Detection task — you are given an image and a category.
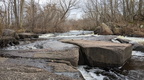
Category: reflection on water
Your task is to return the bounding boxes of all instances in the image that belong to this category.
[78,51,144,80]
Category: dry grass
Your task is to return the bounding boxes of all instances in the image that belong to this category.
[16,28,26,33]
[32,25,72,34]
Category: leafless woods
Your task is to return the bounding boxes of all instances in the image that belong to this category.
[0,0,144,33]
[80,0,144,30]
[0,0,78,33]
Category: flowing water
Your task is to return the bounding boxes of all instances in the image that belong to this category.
[78,51,144,80]
[76,35,144,80]
[2,30,144,80]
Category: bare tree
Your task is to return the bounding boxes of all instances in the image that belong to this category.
[20,0,25,29]
[138,0,143,15]
[30,0,35,32]
[52,0,78,32]
[1,0,143,33]
[13,0,19,28]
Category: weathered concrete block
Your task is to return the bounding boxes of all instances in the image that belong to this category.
[1,41,79,67]
[61,39,132,68]
[0,40,83,79]
[34,47,79,67]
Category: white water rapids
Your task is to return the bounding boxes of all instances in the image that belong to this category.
[78,51,144,80]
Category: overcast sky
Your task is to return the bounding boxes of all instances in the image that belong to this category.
[0,0,85,19]
[38,0,85,19]
[69,0,85,19]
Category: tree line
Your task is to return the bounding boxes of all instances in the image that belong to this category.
[0,0,77,33]
[0,0,144,34]
[78,0,144,30]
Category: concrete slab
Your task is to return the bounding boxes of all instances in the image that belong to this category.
[61,39,132,67]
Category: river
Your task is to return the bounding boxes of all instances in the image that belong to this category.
[78,51,144,80]
[2,30,144,80]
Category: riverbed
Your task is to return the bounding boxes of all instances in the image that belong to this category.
[1,30,144,80]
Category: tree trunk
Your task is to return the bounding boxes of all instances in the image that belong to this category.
[138,0,143,15]
[20,0,25,29]
[13,0,19,28]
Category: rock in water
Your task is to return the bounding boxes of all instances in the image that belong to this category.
[0,37,19,48]
[94,23,113,35]
[2,29,19,39]
[0,29,19,47]
[61,39,132,68]
[101,23,113,35]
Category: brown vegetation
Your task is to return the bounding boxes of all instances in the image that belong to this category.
[64,0,144,36]
[0,0,144,36]
[0,0,78,34]
[78,0,144,31]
